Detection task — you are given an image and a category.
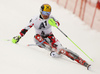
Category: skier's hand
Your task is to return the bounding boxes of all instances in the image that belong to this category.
[12,36,21,44]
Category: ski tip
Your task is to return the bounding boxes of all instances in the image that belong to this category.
[4,39,11,41]
[87,65,91,70]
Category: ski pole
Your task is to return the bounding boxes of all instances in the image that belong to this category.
[27,40,45,46]
[48,18,94,62]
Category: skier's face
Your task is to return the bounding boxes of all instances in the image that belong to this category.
[41,14,49,19]
[41,11,51,19]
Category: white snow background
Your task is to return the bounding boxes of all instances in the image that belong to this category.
[0,0,100,74]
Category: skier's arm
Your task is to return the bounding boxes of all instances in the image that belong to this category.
[19,22,34,37]
[12,19,34,44]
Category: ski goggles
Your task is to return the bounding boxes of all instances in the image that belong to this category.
[42,11,51,15]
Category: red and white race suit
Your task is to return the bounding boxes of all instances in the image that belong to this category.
[18,15,90,67]
[19,15,63,51]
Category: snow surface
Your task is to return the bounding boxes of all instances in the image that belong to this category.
[0,0,100,74]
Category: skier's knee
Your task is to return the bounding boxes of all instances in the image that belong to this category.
[34,34,45,48]
[34,34,44,42]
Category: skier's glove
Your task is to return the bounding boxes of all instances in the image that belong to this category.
[12,36,21,44]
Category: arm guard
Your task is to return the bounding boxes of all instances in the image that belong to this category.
[20,29,28,37]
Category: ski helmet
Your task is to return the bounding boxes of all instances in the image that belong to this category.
[40,4,51,14]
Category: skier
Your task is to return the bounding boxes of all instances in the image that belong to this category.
[12,4,91,69]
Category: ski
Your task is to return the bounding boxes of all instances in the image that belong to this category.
[4,39,91,70]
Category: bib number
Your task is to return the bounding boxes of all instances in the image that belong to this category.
[39,21,47,29]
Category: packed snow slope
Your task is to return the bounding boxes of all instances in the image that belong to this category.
[0,0,100,74]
